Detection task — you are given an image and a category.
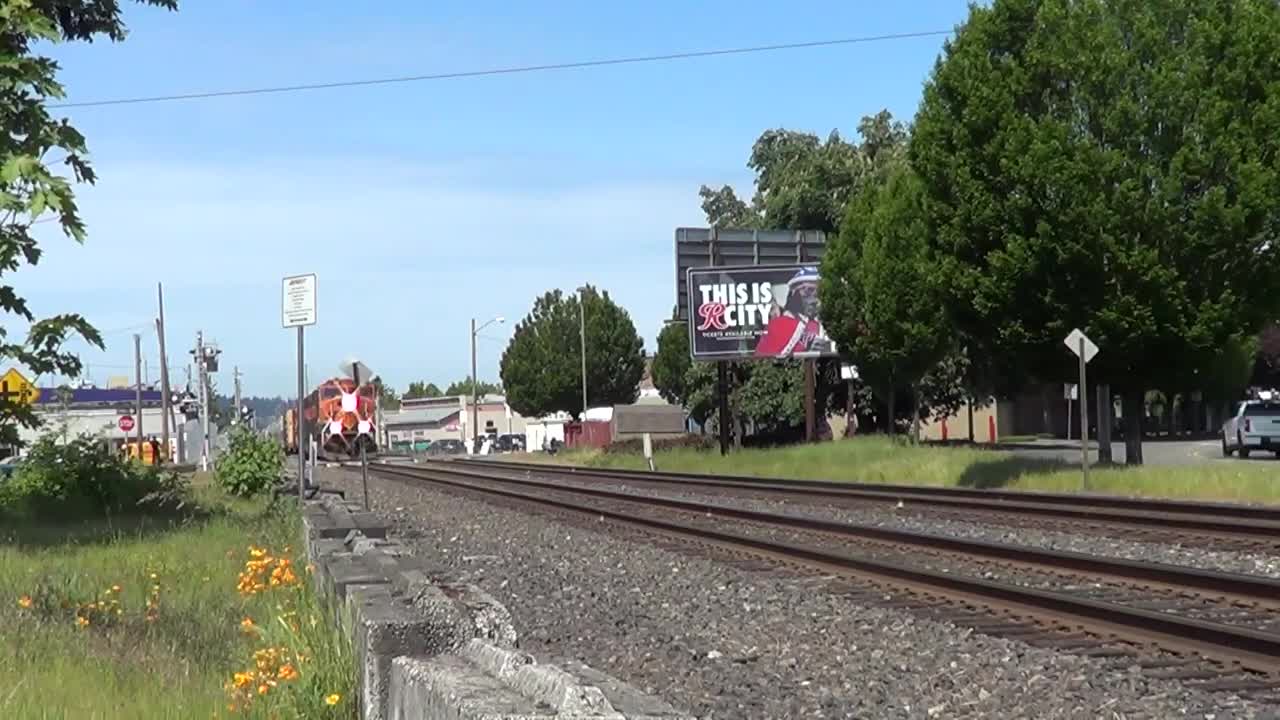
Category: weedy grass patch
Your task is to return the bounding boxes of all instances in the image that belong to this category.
[537,436,1280,504]
[0,483,355,719]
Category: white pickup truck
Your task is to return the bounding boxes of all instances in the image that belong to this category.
[1221,399,1280,458]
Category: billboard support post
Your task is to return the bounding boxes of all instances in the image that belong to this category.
[717,361,730,456]
[804,358,816,443]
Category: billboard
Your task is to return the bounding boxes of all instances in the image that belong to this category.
[687,264,838,360]
[674,227,826,322]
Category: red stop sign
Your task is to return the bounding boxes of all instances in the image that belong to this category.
[118,415,135,432]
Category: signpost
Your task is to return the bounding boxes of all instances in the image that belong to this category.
[118,415,135,433]
[283,274,317,499]
[1064,328,1100,489]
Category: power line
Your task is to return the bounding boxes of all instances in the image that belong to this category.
[51,31,952,109]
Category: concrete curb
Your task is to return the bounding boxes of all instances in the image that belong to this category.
[302,492,693,720]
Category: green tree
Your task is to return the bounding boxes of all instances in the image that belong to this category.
[501,286,644,419]
[0,1,177,447]
[372,376,400,411]
[822,164,949,437]
[912,0,1280,463]
[696,185,759,228]
[404,381,442,399]
[650,321,691,405]
[444,377,501,397]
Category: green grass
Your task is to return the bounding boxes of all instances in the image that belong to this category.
[538,436,1280,504]
[0,479,356,719]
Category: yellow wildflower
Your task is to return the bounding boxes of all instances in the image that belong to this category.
[324,694,341,706]
[248,547,267,559]
[17,595,32,609]
[110,585,121,593]
[75,616,89,628]
[257,684,269,696]
[149,572,158,580]
[232,671,254,689]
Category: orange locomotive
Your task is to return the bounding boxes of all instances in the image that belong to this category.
[283,378,377,461]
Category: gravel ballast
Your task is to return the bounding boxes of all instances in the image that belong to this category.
[488,467,1280,580]
[329,466,1275,719]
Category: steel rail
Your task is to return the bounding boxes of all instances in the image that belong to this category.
[408,461,1280,603]
[373,463,1280,674]
[459,458,1280,539]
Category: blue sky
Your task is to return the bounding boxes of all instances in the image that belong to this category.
[20,0,973,397]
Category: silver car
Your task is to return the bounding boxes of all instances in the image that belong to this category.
[1222,398,1280,458]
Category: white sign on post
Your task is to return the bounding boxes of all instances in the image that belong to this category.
[282,274,317,328]
[1063,328,1100,490]
[1064,328,1098,363]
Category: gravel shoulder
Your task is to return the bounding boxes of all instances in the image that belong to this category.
[328,466,1274,719]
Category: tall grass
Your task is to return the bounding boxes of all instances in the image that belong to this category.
[544,436,1280,504]
[0,484,355,719]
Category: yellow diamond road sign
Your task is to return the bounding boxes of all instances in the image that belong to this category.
[1,368,37,407]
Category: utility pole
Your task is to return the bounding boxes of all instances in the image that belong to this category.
[577,286,589,421]
[134,333,144,456]
[470,317,478,451]
[157,283,171,463]
[233,366,242,424]
[196,331,209,472]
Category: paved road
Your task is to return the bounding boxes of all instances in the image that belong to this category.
[1001,438,1279,467]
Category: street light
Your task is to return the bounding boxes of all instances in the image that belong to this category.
[577,286,589,421]
[470,315,504,451]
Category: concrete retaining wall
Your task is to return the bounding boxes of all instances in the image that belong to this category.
[302,493,693,720]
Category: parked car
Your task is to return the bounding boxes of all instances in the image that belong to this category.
[1222,399,1280,458]
[495,434,526,453]
[428,439,466,456]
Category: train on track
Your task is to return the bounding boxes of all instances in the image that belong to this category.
[282,377,377,461]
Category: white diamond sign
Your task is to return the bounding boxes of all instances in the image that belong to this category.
[1064,328,1099,364]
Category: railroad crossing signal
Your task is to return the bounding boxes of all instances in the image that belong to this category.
[0,368,37,407]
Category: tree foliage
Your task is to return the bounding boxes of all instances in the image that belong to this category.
[444,377,501,398]
[501,286,644,419]
[0,0,176,447]
[404,381,442,400]
[822,163,950,434]
[650,322,690,406]
[912,0,1280,461]
[371,377,400,411]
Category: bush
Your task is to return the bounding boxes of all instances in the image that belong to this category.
[0,434,184,519]
[601,434,715,455]
[216,427,283,498]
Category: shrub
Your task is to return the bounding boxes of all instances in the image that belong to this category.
[0,434,184,519]
[601,434,715,455]
[216,427,283,498]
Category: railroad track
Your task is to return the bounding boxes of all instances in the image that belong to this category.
[366,460,1280,696]
[459,458,1280,550]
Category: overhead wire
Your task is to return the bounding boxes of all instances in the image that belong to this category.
[50,31,953,109]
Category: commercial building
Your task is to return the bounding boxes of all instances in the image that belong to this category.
[382,394,527,450]
[16,386,182,457]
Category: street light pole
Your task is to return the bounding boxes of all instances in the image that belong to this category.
[469,315,505,452]
[577,286,588,420]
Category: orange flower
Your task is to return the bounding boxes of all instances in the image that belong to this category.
[277,663,299,681]
[75,616,89,628]
[17,595,32,609]
[240,617,257,634]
